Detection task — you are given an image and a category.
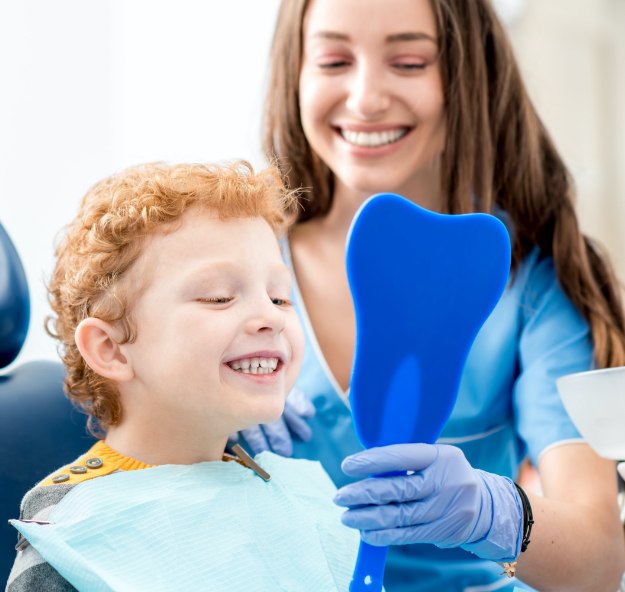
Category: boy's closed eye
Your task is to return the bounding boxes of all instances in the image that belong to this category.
[196,296,233,304]
[271,297,292,307]
[194,296,292,306]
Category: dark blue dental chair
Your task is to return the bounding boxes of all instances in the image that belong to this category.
[0,222,94,583]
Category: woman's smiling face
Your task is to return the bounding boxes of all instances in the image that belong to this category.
[299,0,446,206]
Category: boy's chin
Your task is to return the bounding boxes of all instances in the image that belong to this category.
[253,408,286,427]
[238,401,286,430]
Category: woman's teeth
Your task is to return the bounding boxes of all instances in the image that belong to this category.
[228,357,279,374]
[341,128,408,147]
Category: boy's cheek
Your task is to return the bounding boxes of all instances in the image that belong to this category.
[288,322,306,385]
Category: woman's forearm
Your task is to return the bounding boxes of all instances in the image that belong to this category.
[516,494,624,591]
[516,448,625,591]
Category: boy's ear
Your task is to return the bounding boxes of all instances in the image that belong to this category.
[75,318,134,382]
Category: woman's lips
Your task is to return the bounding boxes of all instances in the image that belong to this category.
[338,126,411,148]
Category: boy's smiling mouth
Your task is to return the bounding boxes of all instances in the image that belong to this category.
[227,357,280,375]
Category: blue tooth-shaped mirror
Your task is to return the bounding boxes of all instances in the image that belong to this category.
[345,193,511,592]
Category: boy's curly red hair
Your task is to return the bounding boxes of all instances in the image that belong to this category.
[47,161,295,435]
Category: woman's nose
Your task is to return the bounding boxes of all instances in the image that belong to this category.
[345,63,391,119]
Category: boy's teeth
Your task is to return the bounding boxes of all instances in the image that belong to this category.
[341,128,407,147]
[228,357,279,374]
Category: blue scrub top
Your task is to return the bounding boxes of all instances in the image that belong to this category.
[282,240,591,592]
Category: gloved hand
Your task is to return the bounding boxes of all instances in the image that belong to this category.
[333,443,523,562]
[229,388,315,456]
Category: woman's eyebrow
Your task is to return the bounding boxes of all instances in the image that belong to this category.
[386,32,437,44]
[308,30,436,44]
[310,30,350,41]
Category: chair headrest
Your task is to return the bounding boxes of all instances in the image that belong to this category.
[0,223,30,369]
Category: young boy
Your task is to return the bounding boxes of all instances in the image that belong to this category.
[7,161,359,591]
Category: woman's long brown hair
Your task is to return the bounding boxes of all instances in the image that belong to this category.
[263,0,625,368]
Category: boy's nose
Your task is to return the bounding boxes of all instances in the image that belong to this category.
[245,299,285,334]
[345,65,391,119]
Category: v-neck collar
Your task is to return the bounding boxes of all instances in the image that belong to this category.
[282,238,350,408]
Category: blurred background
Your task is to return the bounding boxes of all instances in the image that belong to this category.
[1,0,624,367]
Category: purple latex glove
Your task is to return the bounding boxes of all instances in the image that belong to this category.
[334,443,523,562]
[229,388,315,457]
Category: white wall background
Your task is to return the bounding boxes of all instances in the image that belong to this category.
[1,1,281,366]
[2,0,624,369]
[509,0,625,275]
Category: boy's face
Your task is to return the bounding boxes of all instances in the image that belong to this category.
[120,209,304,438]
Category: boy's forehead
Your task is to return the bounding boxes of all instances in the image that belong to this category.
[141,210,271,248]
[159,208,274,237]
[132,212,283,278]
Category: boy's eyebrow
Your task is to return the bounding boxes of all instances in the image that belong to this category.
[183,261,238,277]
[309,31,436,44]
[179,261,241,288]
[182,261,292,285]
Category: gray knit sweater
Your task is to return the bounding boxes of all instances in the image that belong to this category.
[6,484,77,592]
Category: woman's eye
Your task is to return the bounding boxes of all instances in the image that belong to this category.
[393,62,427,71]
[317,60,351,70]
[197,297,232,304]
